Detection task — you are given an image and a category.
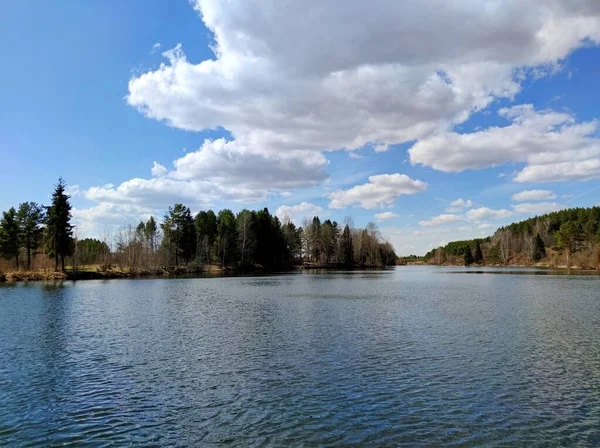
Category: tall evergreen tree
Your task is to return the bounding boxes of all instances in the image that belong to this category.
[473,241,483,264]
[162,204,195,266]
[0,207,20,268]
[17,202,44,269]
[340,224,353,266]
[45,178,73,271]
[463,246,474,266]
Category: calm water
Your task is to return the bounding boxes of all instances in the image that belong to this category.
[1,267,600,446]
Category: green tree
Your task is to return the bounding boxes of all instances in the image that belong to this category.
[45,178,73,271]
[161,204,195,266]
[282,221,302,262]
[195,210,218,264]
[216,209,238,267]
[77,238,109,267]
[555,221,584,267]
[473,241,483,264]
[17,202,44,269]
[339,224,353,266]
[0,207,20,268]
[144,216,158,253]
[463,246,474,266]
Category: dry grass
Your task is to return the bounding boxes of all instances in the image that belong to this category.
[5,270,67,282]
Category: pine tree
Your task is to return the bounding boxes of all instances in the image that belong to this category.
[144,216,158,253]
[161,204,195,266]
[45,178,73,271]
[555,222,584,267]
[17,202,44,270]
[463,246,474,266]
[473,241,483,264]
[0,207,20,268]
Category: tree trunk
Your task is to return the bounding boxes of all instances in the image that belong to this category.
[61,253,65,272]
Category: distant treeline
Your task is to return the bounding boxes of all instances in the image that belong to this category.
[0,178,396,274]
[425,206,600,269]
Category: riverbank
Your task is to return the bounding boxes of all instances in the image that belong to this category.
[0,262,397,283]
[422,261,599,271]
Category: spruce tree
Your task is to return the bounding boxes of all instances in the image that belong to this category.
[340,224,353,266]
[17,202,44,270]
[45,178,74,271]
[473,241,483,264]
[0,207,20,268]
[463,246,474,266]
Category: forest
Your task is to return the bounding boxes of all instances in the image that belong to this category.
[424,206,600,269]
[0,179,397,279]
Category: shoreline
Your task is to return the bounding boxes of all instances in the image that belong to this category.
[0,263,395,284]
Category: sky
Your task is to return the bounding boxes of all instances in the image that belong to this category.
[2,0,600,256]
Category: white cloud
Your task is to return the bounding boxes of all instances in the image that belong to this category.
[466,207,514,221]
[374,143,389,153]
[478,223,495,230]
[150,42,161,54]
[275,202,324,225]
[151,161,168,177]
[66,184,80,196]
[409,104,600,182]
[127,0,600,188]
[329,173,427,209]
[512,202,565,215]
[375,212,398,221]
[419,213,464,227]
[511,189,556,201]
[348,152,363,159]
[445,198,473,212]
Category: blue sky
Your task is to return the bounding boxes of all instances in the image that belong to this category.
[2,0,600,255]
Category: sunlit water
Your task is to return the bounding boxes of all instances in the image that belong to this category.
[1,267,600,446]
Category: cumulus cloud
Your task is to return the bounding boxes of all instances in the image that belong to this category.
[127,0,600,181]
[275,202,324,225]
[445,198,473,212]
[329,174,427,209]
[151,161,168,177]
[511,189,556,201]
[419,214,464,227]
[466,207,514,221]
[375,212,398,221]
[77,137,329,229]
[512,202,565,215]
[409,104,600,182]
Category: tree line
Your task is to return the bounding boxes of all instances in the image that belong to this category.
[0,178,397,273]
[0,178,73,271]
[425,206,600,269]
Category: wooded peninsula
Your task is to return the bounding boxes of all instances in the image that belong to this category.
[0,178,397,281]
[423,206,600,270]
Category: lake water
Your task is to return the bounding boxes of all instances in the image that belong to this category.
[1,266,600,446]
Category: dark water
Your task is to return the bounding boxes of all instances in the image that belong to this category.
[1,267,600,446]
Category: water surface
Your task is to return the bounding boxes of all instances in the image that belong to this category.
[1,267,600,446]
